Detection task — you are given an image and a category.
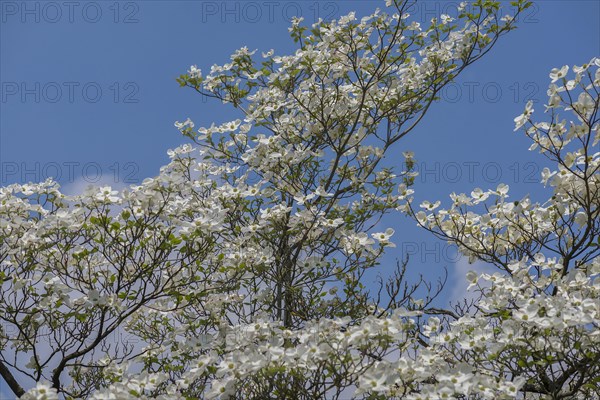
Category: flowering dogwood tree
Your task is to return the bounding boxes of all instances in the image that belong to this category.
[6,1,598,399]
[399,58,600,398]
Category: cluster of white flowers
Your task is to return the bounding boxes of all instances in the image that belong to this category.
[21,382,58,400]
[396,58,600,398]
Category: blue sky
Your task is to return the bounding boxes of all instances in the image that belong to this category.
[1,0,599,396]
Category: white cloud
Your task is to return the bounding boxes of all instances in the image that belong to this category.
[449,255,496,306]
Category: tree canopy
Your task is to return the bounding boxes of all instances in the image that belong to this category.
[2,1,599,399]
